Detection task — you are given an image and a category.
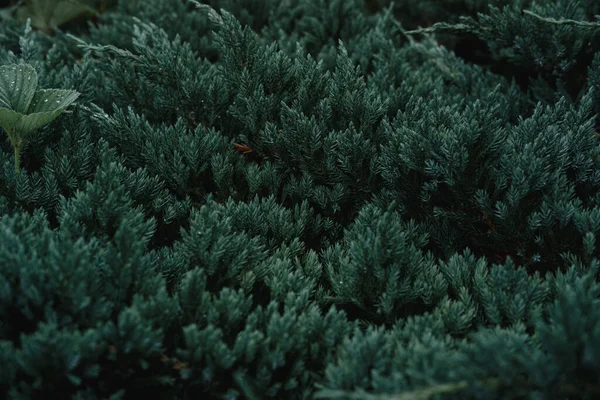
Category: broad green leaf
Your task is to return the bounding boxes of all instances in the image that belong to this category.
[26,89,80,114]
[0,62,79,172]
[17,90,79,135]
[0,88,79,144]
[15,110,68,138]
[0,64,38,113]
[0,107,25,146]
[16,0,98,30]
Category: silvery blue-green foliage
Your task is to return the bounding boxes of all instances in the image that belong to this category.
[321,320,468,398]
[89,0,216,54]
[323,202,550,328]
[0,0,600,399]
[78,6,389,243]
[202,0,274,31]
[320,267,600,400]
[176,269,354,399]
[377,80,600,271]
[263,0,372,63]
[0,204,180,398]
[407,0,600,107]
[588,52,600,126]
[380,0,524,29]
[155,192,333,303]
[368,31,530,123]
[323,202,442,324]
[74,18,221,126]
[56,141,191,246]
[88,105,230,199]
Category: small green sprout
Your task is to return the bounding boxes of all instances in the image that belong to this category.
[0,63,79,172]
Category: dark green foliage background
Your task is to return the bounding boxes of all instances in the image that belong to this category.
[0,0,600,399]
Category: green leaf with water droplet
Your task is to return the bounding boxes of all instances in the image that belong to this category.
[27,89,80,114]
[0,63,80,172]
[0,63,38,113]
[0,88,79,138]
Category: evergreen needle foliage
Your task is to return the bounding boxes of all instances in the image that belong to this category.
[0,0,599,399]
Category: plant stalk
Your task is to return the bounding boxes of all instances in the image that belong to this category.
[14,145,20,173]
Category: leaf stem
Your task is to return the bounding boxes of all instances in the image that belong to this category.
[14,145,20,173]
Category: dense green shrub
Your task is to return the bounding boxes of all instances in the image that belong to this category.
[1,0,599,398]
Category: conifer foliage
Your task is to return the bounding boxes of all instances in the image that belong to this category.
[0,0,599,399]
